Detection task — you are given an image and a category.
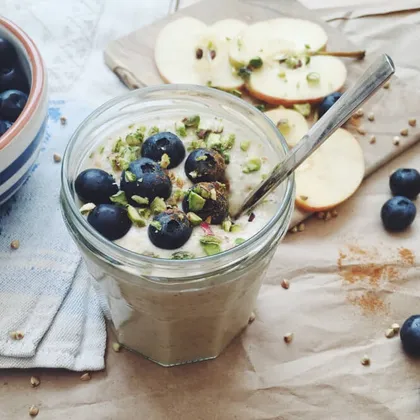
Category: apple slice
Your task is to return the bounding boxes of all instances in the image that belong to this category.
[294,128,364,212]
[229,18,327,68]
[264,108,309,147]
[155,18,246,90]
[247,55,347,105]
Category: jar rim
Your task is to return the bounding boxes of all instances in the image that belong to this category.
[61,84,294,274]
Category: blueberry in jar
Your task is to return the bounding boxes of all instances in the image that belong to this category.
[75,168,119,204]
[87,204,132,240]
[120,157,172,204]
[141,132,185,169]
[0,37,18,68]
[0,67,29,94]
[318,92,342,118]
[0,119,12,137]
[389,168,420,199]
[185,148,226,183]
[0,90,28,121]
[148,208,192,249]
[400,315,420,357]
[182,182,228,224]
[381,196,416,231]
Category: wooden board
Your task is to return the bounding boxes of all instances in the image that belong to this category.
[104,0,420,226]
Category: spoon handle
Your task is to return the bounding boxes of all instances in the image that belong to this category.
[233,54,395,219]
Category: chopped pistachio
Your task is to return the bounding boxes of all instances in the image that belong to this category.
[206,80,212,87]
[124,171,136,182]
[160,153,170,169]
[131,195,149,206]
[210,188,217,201]
[112,342,121,352]
[278,71,286,78]
[125,129,144,146]
[242,157,262,173]
[249,56,263,69]
[150,221,162,231]
[148,126,159,136]
[150,197,166,214]
[207,132,223,150]
[188,191,206,211]
[235,238,246,245]
[183,115,200,129]
[98,145,105,154]
[240,140,251,152]
[175,121,187,137]
[188,139,206,151]
[112,137,125,153]
[138,125,146,133]
[222,218,232,232]
[306,72,320,84]
[110,191,128,206]
[189,170,198,179]
[304,44,311,49]
[138,208,152,219]
[261,173,268,180]
[255,104,266,112]
[285,56,301,69]
[196,155,208,161]
[304,55,311,65]
[127,206,146,227]
[167,189,185,205]
[80,202,96,215]
[187,212,203,225]
[277,119,290,136]
[223,133,235,150]
[200,235,222,255]
[171,251,195,260]
[88,152,94,159]
[293,103,311,117]
[193,184,211,198]
[222,151,230,164]
[230,224,241,233]
[237,66,252,81]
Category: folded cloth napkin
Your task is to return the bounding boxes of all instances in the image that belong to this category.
[0,99,106,371]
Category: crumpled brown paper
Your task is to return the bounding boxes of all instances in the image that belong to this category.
[2,1,420,419]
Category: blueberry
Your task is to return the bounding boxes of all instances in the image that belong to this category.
[120,157,172,204]
[0,38,17,68]
[185,148,226,183]
[148,208,192,249]
[75,168,119,204]
[381,196,416,231]
[87,204,131,240]
[0,67,29,94]
[400,315,420,357]
[0,119,12,137]
[182,182,228,224]
[318,92,342,118]
[390,168,420,199]
[0,90,28,121]
[141,132,185,169]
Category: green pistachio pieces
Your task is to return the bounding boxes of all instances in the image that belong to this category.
[175,121,187,137]
[196,155,208,161]
[80,203,96,215]
[127,205,146,227]
[183,115,200,129]
[222,151,230,164]
[148,126,159,136]
[110,191,128,206]
[223,133,235,150]
[235,238,246,245]
[221,218,232,232]
[305,44,311,49]
[98,145,105,154]
[237,67,252,81]
[112,137,124,153]
[293,103,311,117]
[125,128,144,146]
[230,224,241,233]
[249,56,263,69]
[207,133,223,150]
[167,189,185,205]
[255,104,266,112]
[188,191,206,211]
[306,72,320,85]
[160,153,170,169]
[150,221,162,231]
[230,89,242,97]
[150,197,166,214]
[125,171,136,182]
[171,251,195,260]
[278,71,286,78]
[240,140,250,152]
[138,208,152,219]
[193,184,211,199]
[131,195,149,206]
[188,139,206,151]
[200,235,222,256]
[187,212,203,226]
[242,157,262,173]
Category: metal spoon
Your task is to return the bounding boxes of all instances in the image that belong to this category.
[232,53,395,219]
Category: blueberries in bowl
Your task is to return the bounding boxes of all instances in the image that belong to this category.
[148,208,192,249]
[0,37,17,68]
[87,204,132,240]
[0,119,12,136]
[318,92,342,118]
[120,157,172,204]
[390,168,420,200]
[381,196,416,231]
[141,132,185,169]
[0,67,29,94]
[75,168,119,204]
[182,182,228,224]
[185,148,226,183]
[0,89,28,121]
[400,315,420,357]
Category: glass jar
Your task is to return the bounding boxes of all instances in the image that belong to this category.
[60,85,294,366]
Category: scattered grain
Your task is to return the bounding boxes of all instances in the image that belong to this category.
[284,332,293,343]
[317,212,325,220]
[53,153,62,163]
[331,209,338,218]
[367,112,375,121]
[400,128,408,136]
[361,355,370,366]
[60,116,67,125]
[408,118,416,127]
[355,108,364,118]
[324,211,332,221]
[383,81,390,89]
[290,226,298,233]
[10,331,24,340]
[369,135,376,144]
[357,127,366,135]
[298,223,305,232]
[29,406,39,417]
[385,328,395,338]
[80,372,91,381]
[281,279,290,290]
[391,323,400,333]
[30,376,40,388]
[392,136,400,146]
[248,312,256,324]
[10,240,20,249]
[112,342,121,352]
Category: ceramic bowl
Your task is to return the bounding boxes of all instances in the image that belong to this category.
[0,16,48,205]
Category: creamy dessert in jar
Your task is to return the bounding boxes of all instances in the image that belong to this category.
[62,86,294,367]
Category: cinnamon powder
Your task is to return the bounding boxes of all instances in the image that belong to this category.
[398,247,415,266]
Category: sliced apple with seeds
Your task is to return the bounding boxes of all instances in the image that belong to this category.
[264,108,309,147]
[155,17,246,90]
[229,18,327,68]
[247,55,347,105]
[294,128,364,212]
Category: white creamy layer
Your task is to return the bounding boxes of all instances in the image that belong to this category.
[81,114,280,258]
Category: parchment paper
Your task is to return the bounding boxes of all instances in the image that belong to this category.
[2,1,420,419]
